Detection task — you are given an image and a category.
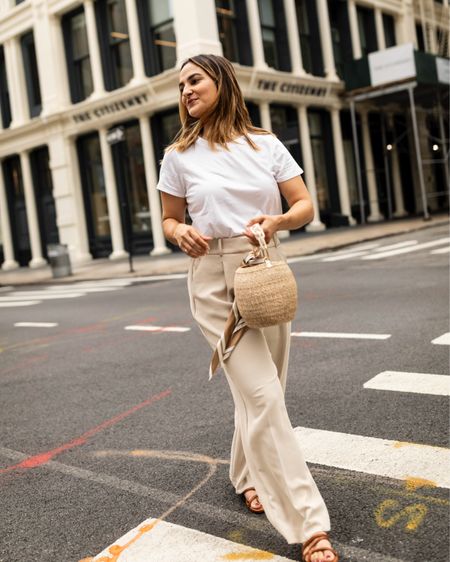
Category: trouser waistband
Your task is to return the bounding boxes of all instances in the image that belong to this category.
[207,234,280,255]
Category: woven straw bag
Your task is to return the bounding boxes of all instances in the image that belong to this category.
[234,224,297,328]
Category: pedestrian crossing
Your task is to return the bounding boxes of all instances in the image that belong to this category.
[287,236,450,264]
[89,358,449,562]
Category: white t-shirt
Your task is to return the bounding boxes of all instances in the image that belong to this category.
[156,132,303,238]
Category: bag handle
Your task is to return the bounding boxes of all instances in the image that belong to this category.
[249,223,271,264]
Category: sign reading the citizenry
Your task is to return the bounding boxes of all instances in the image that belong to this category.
[257,79,329,97]
[72,93,149,123]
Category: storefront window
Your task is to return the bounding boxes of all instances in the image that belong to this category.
[138,0,176,76]
[309,111,330,211]
[96,0,133,90]
[78,134,111,246]
[21,31,42,118]
[116,124,150,236]
[63,8,94,103]
[0,45,12,128]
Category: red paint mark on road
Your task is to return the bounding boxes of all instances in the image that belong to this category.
[135,316,157,325]
[68,323,106,335]
[0,389,171,475]
[0,354,49,376]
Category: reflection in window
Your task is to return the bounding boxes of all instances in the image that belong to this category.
[107,0,133,86]
[79,134,111,239]
[309,112,330,211]
[63,8,94,103]
[21,32,42,118]
[216,0,239,62]
[139,0,176,76]
[258,0,278,68]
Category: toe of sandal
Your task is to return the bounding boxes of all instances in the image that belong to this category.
[301,531,339,562]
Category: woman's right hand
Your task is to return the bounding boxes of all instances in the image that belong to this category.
[174,224,212,258]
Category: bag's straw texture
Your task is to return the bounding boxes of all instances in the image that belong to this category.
[234,260,297,328]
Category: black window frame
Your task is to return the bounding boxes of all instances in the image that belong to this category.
[95,0,133,91]
[216,0,253,66]
[21,31,42,118]
[0,45,12,128]
[356,5,378,57]
[137,0,176,77]
[62,6,94,103]
[382,13,396,48]
[295,0,324,76]
[258,0,291,72]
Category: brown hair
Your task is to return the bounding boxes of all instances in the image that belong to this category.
[166,54,273,153]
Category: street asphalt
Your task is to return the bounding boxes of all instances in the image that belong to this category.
[0,223,448,562]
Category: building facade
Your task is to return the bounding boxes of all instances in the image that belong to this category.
[0,0,448,269]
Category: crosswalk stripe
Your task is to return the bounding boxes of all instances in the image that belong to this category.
[373,240,418,251]
[9,288,120,295]
[363,371,450,396]
[0,301,40,307]
[125,325,191,333]
[93,518,294,562]
[432,332,450,345]
[291,331,391,340]
[14,322,58,328]
[0,293,83,301]
[293,426,450,488]
[431,246,450,254]
[361,237,450,260]
[322,250,369,262]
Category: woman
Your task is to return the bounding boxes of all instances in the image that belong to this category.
[157,54,338,562]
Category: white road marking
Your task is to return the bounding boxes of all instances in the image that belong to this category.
[14,322,58,328]
[364,371,450,396]
[294,426,450,488]
[361,237,450,259]
[93,518,293,562]
[432,332,450,345]
[0,446,420,562]
[0,301,40,307]
[322,250,370,262]
[13,287,120,295]
[0,293,83,301]
[373,240,418,251]
[125,325,191,333]
[291,331,391,340]
[431,246,450,254]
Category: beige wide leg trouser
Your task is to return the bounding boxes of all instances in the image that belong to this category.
[187,235,330,544]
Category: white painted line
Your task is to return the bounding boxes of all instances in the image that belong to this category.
[17,287,120,294]
[294,426,450,488]
[0,293,83,301]
[93,518,294,562]
[322,250,371,262]
[125,325,191,333]
[0,301,40,307]
[431,246,450,254]
[123,274,188,282]
[361,237,450,259]
[432,332,450,345]
[14,322,59,328]
[291,331,391,340]
[373,240,418,252]
[364,371,450,396]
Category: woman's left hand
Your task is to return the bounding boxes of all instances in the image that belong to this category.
[244,215,281,245]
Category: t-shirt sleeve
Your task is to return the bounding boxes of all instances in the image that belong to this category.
[272,137,304,182]
[156,150,185,198]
